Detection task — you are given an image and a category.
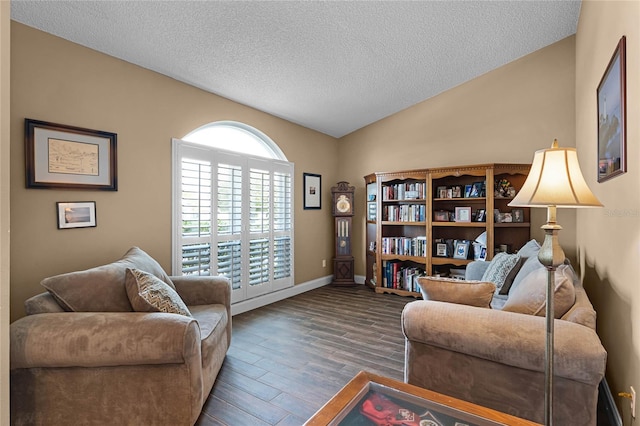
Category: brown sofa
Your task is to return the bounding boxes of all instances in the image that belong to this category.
[402,240,607,425]
[10,247,231,426]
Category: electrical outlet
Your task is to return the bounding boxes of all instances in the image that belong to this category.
[322,259,326,268]
[631,386,636,418]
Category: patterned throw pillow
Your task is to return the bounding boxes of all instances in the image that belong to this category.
[125,268,191,316]
[481,252,520,293]
[417,277,496,308]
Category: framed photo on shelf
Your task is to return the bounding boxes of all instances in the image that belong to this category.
[56,201,96,229]
[464,184,472,198]
[25,119,117,190]
[475,209,486,222]
[478,246,487,261]
[436,186,447,199]
[454,206,471,222]
[512,208,524,223]
[436,243,448,257]
[597,36,626,183]
[303,172,321,209]
[453,240,470,260]
[451,185,462,198]
[434,210,449,222]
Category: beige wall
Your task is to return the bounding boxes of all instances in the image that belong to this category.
[576,1,640,421]
[339,36,578,277]
[9,22,339,322]
[1,2,10,423]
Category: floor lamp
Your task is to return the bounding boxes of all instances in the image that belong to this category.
[509,139,602,425]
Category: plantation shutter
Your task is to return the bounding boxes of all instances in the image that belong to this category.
[173,139,294,304]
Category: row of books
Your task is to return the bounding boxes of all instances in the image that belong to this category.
[382,182,426,201]
[381,236,427,257]
[383,204,426,222]
[381,261,426,292]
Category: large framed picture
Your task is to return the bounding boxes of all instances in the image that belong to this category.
[56,201,97,229]
[597,36,627,183]
[303,172,321,209]
[25,119,117,190]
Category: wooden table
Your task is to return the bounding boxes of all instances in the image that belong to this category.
[305,371,541,426]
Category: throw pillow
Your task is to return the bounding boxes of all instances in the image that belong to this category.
[498,256,526,295]
[516,239,541,258]
[480,253,520,293]
[417,277,496,308]
[502,264,576,318]
[125,268,191,316]
[41,247,174,312]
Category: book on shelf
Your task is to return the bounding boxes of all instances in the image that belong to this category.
[382,182,426,201]
[383,204,426,222]
[381,236,427,257]
[382,260,425,292]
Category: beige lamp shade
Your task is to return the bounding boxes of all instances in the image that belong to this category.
[509,140,603,208]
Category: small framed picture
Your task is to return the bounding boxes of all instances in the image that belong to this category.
[453,240,470,260]
[436,186,447,199]
[451,186,462,198]
[464,184,472,198]
[434,210,449,222]
[303,172,321,210]
[475,209,486,222]
[56,201,96,229]
[478,246,487,261]
[512,208,524,223]
[436,243,448,257]
[454,207,471,222]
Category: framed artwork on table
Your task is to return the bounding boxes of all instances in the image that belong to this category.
[597,36,627,183]
[25,119,117,190]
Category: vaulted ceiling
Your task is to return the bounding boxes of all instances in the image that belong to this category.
[11,1,581,138]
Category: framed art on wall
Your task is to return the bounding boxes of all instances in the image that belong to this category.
[303,172,321,209]
[25,119,118,190]
[56,201,97,229]
[597,36,626,183]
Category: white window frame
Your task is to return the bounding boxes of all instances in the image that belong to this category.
[172,123,294,304]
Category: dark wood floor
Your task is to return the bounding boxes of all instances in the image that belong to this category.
[195,285,413,426]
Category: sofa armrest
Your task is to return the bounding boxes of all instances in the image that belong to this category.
[402,300,606,385]
[172,275,232,346]
[171,275,230,307]
[11,312,200,369]
[465,261,490,280]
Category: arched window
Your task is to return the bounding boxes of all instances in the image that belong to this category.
[183,121,286,160]
[172,122,294,304]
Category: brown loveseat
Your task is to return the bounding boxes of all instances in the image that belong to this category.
[10,247,231,426]
[402,240,607,425]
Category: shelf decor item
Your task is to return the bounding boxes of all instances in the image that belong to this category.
[25,119,117,190]
[509,139,602,425]
[454,207,471,222]
[597,36,626,183]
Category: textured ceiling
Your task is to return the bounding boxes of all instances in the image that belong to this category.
[11,1,581,138]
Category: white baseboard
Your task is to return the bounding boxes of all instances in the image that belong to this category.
[231,275,333,316]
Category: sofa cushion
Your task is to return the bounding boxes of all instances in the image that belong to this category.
[481,253,520,293]
[498,256,525,295]
[508,255,545,294]
[516,239,541,258]
[41,247,174,312]
[502,264,576,318]
[417,277,496,308]
[125,268,191,316]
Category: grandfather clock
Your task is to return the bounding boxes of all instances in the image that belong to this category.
[331,181,356,286]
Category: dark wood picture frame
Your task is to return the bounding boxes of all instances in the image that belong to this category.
[303,172,321,210]
[597,36,626,183]
[25,119,118,190]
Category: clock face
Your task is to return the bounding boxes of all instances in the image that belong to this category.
[336,194,351,213]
